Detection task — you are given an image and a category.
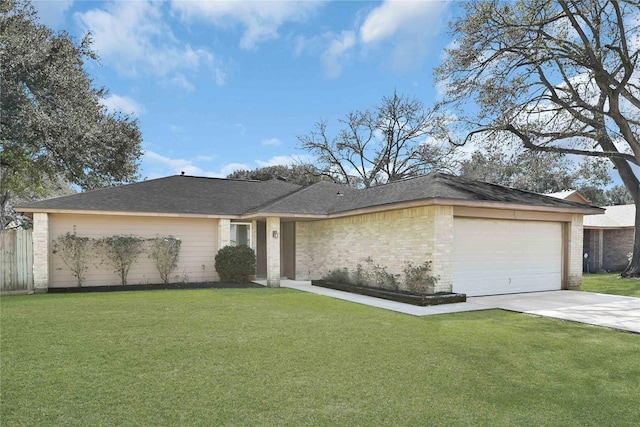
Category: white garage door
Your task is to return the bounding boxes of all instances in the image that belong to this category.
[453,218,563,296]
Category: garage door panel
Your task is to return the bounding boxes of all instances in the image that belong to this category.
[453,218,562,296]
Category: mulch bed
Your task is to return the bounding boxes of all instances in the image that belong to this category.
[47,282,264,293]
[312,279,466,306]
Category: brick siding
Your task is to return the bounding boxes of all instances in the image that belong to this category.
[295,206,454,293]
[602,229,634,271]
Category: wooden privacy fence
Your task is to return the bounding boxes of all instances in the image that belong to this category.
[1,230,33,293]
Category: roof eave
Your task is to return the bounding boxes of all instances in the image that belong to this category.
[583,225,635,229]
[242,198,603,219]
[18,197,602,220]
[16,207,241,219]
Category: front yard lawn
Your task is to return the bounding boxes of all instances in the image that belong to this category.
[2,289,639,426]
[582,273,640,297]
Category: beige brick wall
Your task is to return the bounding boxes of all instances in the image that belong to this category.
[295,206,453,292]
[565,214,584,290]
[32,212,49,292]
[49,214,219,287]
[218,219,231,248]
[266,217,280,287]
[429,206,453,292]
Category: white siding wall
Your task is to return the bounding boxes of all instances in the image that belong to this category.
[49,214,219,287]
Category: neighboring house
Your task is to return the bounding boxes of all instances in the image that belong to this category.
[583,204,635,272]
[546,190,592,205]
[18,173,602,296]
[546,190,635,272]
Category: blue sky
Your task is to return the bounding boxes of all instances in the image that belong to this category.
[33,1,459,180]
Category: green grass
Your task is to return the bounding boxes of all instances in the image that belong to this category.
[2,289,639,426]
[582,273,640,297]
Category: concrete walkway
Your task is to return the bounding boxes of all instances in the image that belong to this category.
[265,280,640,333]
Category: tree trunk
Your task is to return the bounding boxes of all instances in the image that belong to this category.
[620,197,640,277]
[0,190,11,230]
[607,154,640,277]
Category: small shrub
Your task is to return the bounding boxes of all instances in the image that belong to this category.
[52,231,95,287]
[148,236,181,283]
[323,268,351,284]
[403,261,438,294]
[361,257,398,290]
[215,245,256,282]
[352,263,369,286]
[321,257,439,294]
[369,264,399,290]
[97,235,146,286]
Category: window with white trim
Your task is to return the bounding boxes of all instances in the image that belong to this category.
[230,223,251,247]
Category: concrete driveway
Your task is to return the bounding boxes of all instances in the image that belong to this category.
[276,281,640,333]
[470,291,640,334]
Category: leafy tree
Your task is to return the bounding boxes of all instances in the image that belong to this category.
[226,164,330,186]
[436,0,640,276]
[52,231,95,287]
[1,174,75,229]
[459,147,612,194]
[605,185,634,205]
[298,91,455,188]
[0,0,142,229]
[98,236,146,286]
[574,184,633,206]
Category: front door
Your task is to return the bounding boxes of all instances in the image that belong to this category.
[256,221,267,278]
[280,222,295,279]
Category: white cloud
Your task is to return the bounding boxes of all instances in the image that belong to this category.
[293,35,309,57]
[100,94,145,116]
[167,74,195,92]
[255,155,313,168]
[360,1,448,44]
[321,31,356,78]
[215,68,227,86]
[219,162,252,176]
[144,150,222,177]
[33,0,74,27]
[75,1,225,89]
[261,138,282,146]
[144,150,319,179]
[359,0,450,69]
[170,0,323,50]
[194,155,216,162]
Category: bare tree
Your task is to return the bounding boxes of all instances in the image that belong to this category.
[298,92,456,188]
[436,0,640,276]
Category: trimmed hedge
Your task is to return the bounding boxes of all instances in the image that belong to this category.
[215,245,256,282]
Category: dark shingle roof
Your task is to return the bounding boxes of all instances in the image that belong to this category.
[245,181,360,215]
[18,173,602,216]
[18,175,302,215]
[256,173,602,215]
